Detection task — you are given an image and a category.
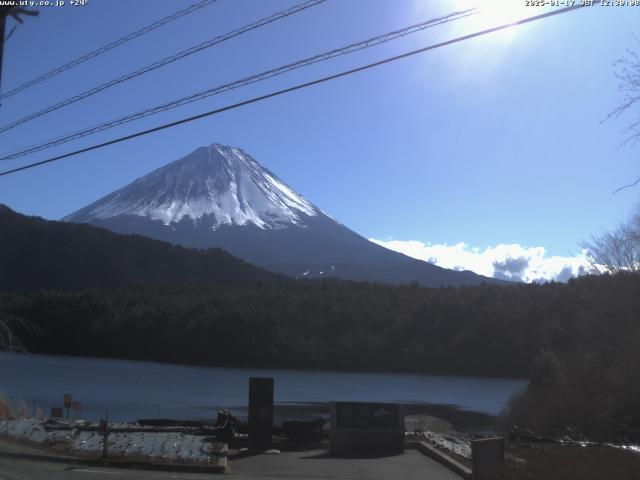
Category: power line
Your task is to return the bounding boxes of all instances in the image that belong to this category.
[0,3,597,178]
[0,0,220,101]
[0,0,327,134]
[0,8,477,161]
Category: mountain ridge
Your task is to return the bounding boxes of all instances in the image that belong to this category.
[0,204,285,292]
[65,143,507,287]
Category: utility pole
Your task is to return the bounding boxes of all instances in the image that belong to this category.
[0,5,39,97]
[0,7,8,95]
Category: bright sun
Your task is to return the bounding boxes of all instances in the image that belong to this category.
[475,0,533,23]
[451,0,545,41]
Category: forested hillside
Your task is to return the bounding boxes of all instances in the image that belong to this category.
[2,273,638,380]
[0,205,285,290]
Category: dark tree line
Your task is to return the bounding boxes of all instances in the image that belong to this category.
[2,273,640,443]
[0,280,542,376]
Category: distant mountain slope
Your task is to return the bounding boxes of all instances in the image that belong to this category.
[0,205,284,292]
[65,143,505,287]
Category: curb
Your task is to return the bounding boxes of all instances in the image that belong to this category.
[406,440,472,479]
[0,450,227,474]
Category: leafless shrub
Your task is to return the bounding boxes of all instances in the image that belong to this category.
[13,400,29,419]
[0,392,13,419]
[34,407,45,420]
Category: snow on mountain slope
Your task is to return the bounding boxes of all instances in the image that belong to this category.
[65,143,319,230]
[65,142,507,287]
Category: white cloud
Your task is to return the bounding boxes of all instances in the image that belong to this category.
[369,239,590,283]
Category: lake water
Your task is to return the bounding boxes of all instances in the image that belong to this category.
[0,352,526,423]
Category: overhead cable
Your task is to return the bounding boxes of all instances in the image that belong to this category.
[0,0,221,101]
[0,0,327,134]
[0,7,476,160]
[0,3,596,177]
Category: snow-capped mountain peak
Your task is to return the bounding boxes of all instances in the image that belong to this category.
[65,143,319,230]
[65,141,504,287]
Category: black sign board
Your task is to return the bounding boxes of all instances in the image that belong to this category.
[335,402,400,430]
[248,377,274,449]
[330,401,404,454]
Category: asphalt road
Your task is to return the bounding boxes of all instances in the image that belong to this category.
[0,438,461,479]
[0,458,217,480]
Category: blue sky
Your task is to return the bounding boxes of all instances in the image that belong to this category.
[0,0,639,281]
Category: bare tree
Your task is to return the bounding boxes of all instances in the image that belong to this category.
[580,206,640,273]
[0,313,40,352]
[608,39,640,192]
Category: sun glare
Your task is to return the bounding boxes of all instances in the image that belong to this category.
[477,0,533,24]
[451,0,547,41]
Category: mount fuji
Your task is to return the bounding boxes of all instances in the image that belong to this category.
[65,143,500,287]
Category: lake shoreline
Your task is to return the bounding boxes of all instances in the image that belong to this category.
[13,350,528,381]
[1,351,526,428]
[223,401,500,434]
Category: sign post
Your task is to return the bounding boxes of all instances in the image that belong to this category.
[248,377,274,450]
[99,419,109,459]
[71,401,82,420]
[63,394,72,421]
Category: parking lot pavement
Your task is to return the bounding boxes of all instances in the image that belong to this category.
[227,449,462,480]
[0,439,462,480]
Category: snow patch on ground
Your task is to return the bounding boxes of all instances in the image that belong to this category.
[420,430,472,459]
[0,419,214,463]
[0,418,69,445]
